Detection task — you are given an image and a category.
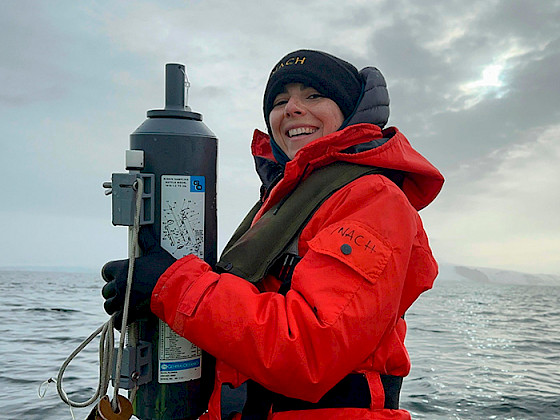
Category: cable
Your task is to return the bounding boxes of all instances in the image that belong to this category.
[41,177,144,415]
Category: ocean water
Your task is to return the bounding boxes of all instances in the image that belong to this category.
[1,270,559,419]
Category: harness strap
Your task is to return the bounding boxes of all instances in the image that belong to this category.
[270,374,371,412]
[237,373,402,419]
[216,162,386,283]
[380,374,403,410]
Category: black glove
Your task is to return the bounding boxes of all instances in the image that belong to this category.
[101,226,176,329]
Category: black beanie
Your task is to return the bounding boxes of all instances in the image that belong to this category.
[263,50,363,129]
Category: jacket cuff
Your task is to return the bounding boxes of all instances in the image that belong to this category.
[151,254,209,325]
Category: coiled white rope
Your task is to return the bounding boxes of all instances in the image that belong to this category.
[40,177,144,416]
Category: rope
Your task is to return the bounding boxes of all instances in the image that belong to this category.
[41,177,144,415]
[55,319,115,408]
[111,176,143,411]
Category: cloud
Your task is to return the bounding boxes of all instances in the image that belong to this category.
[1,0,558,275]
[423,125,560,274]
[0,4,70,106]
[338,0,560,176]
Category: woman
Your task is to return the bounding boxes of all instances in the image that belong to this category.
[103,49,444,419]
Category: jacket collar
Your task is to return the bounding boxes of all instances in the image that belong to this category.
[251,123,444,213]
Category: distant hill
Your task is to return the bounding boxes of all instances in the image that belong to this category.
[2,264,559,286]
[438,264,560,286]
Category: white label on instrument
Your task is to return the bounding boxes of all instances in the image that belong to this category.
[159,175,204,383]
[158,320,202,383]
[160,175,205,259]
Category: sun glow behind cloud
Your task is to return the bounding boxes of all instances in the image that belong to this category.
[458,45,530,109]
[466,64,504,89]
[458,63,505,109]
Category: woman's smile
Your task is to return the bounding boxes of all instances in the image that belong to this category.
[286,126,319,138]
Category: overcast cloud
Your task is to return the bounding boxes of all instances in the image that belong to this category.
[1,0,559,275]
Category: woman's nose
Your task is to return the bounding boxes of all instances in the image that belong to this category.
[285,97,306,116]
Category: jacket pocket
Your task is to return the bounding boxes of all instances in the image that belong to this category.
[307,220,392,283]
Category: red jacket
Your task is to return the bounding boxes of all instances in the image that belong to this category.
[151,123,444,419]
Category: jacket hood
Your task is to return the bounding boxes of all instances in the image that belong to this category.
[251,124,444,211]
[344,66,390,129]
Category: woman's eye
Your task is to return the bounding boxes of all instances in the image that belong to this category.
[273,99,288,107]
[308,93,324,99]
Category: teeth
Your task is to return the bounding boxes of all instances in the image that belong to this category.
[288,127,318,138]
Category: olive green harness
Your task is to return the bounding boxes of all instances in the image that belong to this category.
[216,161,386,283]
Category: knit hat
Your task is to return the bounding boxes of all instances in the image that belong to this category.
[263,49,363,130]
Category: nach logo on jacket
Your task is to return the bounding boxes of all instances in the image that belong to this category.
[331,225,377,253]
[308,221,392,281]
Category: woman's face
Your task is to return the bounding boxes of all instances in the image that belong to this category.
[269,83,344,160]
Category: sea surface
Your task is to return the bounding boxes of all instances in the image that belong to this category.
[1,270,559,419]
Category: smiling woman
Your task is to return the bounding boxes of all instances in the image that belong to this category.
[101,49,445,419]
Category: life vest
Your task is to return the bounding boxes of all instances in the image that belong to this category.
[216,162,388,282]
[215,161,403,418]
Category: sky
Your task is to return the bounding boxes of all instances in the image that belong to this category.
[1,0,559,276]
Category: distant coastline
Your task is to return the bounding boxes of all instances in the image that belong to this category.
[2,264,558,286]
[438,263,560,286]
